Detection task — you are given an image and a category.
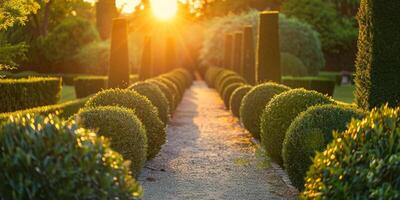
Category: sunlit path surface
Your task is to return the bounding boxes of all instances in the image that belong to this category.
[139,81,298,200]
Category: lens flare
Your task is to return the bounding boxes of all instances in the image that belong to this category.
[150,0,178,20]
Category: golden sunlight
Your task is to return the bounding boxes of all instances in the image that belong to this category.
[150,0,178,20]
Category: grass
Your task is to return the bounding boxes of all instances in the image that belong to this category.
[333,85,355,104]
[60,85,76,103]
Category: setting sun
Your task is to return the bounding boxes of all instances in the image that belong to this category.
[150,0,178,20]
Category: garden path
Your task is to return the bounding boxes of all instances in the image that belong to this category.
[138,81,298,200]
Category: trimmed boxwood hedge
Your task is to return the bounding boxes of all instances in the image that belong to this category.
[77,106,147,177]
[283,104,365,190]
[240,82,290,139]
[282,77,336,96]
[302,105,400,199]
[222,83,243,109]
[147,79,175,113]
[154,77,181,108]
[0,97,89,122]
[74,76,108,98]
[129,81,170,124]
[260,88,334,165]
[230,85,252,118]
[0,77,62,113]
[84,89,165,159]
[217,76,246,95]
[214,70,238,90]
[0,114,142,199]
[205,67,224,88]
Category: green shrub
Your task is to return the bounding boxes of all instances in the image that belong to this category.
[283,104,365,190]
[214,71,240,92]
[147,79,175,113]
[218,76,246,95]
[355,0,400,110]
[260,89,334,165]
[0,77,61,113]
[77,106,147,177]
[281,0,358,55]
[302,105,400,199]
[74,76,107,98]
[205,67,224,87]
[200,11,325,76]
[154,77,181,108]
[282,77,336,96]
[0,97,89,122]
[161,74,185,96]
[85,89,165,159]
[42,17,100,68]
[173,68,193,88]
[230,85,252,118]
[0,114,142,199]
[240,82,290,139]
[281,53,308,77]
[129,81,169,124]
[222,83,243,109]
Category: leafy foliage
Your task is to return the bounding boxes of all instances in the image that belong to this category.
[0,114,142,199]
[280,53,307,77]
[74,76,108,98]
[0,77,61,112]
[283,104,365,190]
[222,82,243,109]
[302,105,400,199]
[77,106,147,177]
[240,82,290,139]
[230,85,252,118]
[85,89,165,159]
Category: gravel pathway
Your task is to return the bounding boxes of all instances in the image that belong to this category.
[138,81,298,200]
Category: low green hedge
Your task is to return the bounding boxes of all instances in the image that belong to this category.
[77,106,147,177]
[260,89,334,165]
[282,77,336,96]
[147,79,175,113]
[222,83,243,109]
[217,76,246,96]
[129,81,170,124]
[0,97,88,122]
[205,67,224,87]
[85,89,165,160]
[283,104,365,190]
[0,77,62,113]
[240,82,290,139]
[154,77,181,108]
[74,76,108,98]
[0,114,142,199]
[302,105,400,199]
[230,85,252,118]
[214,70,238,90]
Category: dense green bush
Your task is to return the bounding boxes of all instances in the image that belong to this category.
[200,11,325,75]
[282,77,336,96]
[85,89,165,159]
[240,82,290,139]
[302,105,400,199]
[74,76,107,98]
[222,83,243,109]
[161,74,185,97]
[174,68,193,88]
[0,77,61,113]
[355,0,400,110]
[214,70,238,89]
[42,17,100,68]
[0,114,142,199]
[77,106,147,177]
[260,89,334,165]
[218,76,246,95]
[129,81,170,124]
[205,67,224,87]
[154,77,181,108]
[230,85,252,118]
[281,53,308,77]
[281,0,357,55]
[0,97,88,122]
[147,79,175,113]
[283,105,365,190]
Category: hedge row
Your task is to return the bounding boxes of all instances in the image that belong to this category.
[204,67,400,198]
[0,77,62,113]
[282,76,336,96]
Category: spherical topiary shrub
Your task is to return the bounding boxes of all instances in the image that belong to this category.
[230,85,252,118]
[147,79,175,113]
[156,77,181,107]
[283,104,365,190]
[162,74,185,95]
[77,106,147,177]
[302,105,400,199]
[205,67,224,87]
[222,83,243,109]
[0,114,142,199]
[218,76,246,96]
[240,82,290,139]
[214,70,237,90]
[260,88,334,165]
[129,81,170,124]
[85,89,165,159]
